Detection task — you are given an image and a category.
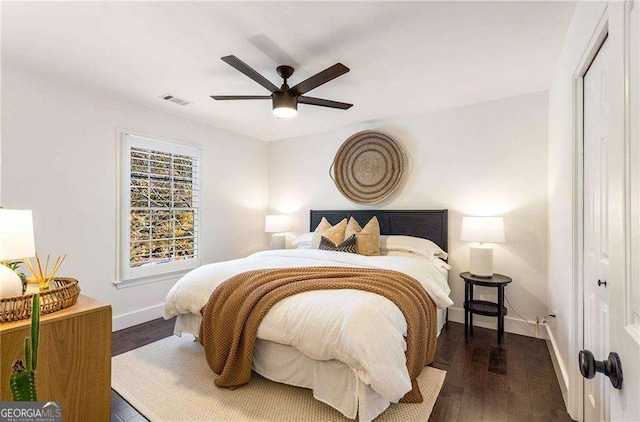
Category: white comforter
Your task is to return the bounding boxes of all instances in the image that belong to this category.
[164,249,453,403]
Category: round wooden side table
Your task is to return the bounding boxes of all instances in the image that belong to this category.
[460,272,512,344]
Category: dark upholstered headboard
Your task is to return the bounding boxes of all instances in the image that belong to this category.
[310,210,448,252]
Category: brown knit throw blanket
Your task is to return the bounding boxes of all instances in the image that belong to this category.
[199,267,437,403]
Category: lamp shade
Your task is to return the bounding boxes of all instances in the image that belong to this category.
[265,215,290,233]
[460,216,505,243]
[0,209,36,261]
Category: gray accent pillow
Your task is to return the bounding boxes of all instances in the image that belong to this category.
[319,234,358,254]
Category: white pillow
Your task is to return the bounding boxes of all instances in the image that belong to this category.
[380,249,452,270]
[380,250,425,258]
[379,235,448,260]
[292,232,313,249]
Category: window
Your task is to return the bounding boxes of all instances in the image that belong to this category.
[119,132,202,282]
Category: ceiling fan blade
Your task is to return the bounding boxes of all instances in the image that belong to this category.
[210,95,271,100]
[298,96,353,110]
[290,63,349,96]
[221,55,279,93]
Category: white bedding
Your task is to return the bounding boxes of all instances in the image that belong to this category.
[164,249,452,419]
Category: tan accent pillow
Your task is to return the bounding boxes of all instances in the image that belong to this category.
[314,217,332,233]
[345,216,380,256]
[311,218,347,248]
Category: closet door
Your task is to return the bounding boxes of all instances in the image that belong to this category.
[583,37,610,422]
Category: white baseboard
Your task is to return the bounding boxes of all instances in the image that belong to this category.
[112,303,165,332]
[546,324,570,408]
[447,306,548,339]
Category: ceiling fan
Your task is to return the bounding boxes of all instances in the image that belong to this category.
[211,55,352,118]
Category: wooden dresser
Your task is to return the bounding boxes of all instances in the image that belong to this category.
[1,294,111,421]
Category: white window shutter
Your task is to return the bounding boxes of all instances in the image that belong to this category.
[120,133,202,282]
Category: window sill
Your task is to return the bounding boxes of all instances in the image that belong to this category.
[113,268,193,289]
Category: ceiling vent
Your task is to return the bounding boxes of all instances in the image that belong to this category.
[159,93,192,106]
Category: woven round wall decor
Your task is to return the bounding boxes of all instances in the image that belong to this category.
[330,130,405,204]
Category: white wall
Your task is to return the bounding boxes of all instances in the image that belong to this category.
[1,63,269,329]
[547,1,607,415]
[269,91,549,337]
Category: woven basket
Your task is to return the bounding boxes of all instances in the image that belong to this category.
[330,130,405,204]
[0,277,81,323]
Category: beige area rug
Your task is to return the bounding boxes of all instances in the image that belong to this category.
[112,336,446,422]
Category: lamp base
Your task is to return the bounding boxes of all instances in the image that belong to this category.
[470,244,494,277]
[270,233,287,250]
[0,264,23,297]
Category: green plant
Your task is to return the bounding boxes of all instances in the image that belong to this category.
[9,294,40,401]
[1,261,21,272]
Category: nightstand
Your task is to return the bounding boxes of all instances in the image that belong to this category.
[1,294,112,421]
[460,272,512,344]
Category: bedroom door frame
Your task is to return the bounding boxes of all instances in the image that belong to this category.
[570,7,609,421]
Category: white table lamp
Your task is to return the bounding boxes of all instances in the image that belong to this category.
[265,215,290,249]
[0,209,36,297]
[460,216,505,277]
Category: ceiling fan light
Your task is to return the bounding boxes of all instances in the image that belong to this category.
[273,106,298,118]
[272,91,298,119]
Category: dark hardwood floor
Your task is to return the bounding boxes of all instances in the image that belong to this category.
[110,318,570,422]
[429,322,572,422]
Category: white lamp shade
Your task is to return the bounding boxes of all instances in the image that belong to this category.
[0,209,35,261]
[265,215,290,233]
[460,216,505,243]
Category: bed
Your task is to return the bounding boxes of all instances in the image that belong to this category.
[164,210,452,422]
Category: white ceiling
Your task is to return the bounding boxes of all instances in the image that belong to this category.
[2,1,576,142]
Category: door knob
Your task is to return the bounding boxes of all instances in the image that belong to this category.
[598,279,607,287]
[579,350,623,389]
